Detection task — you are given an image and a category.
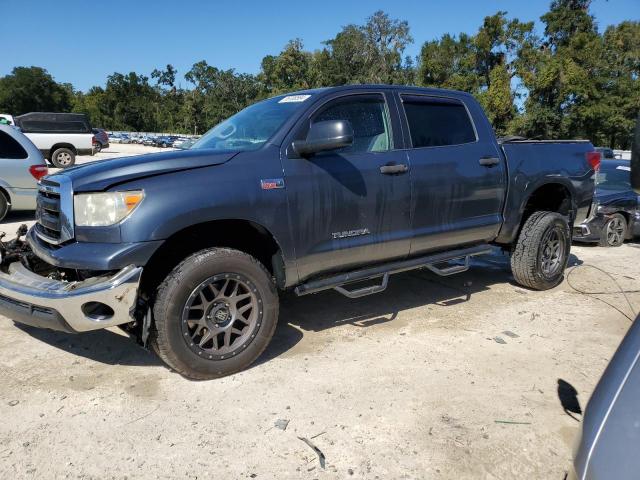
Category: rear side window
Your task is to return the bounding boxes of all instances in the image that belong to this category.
[0,131,28,159]
[19,120,88,133]
[401,95,476,148]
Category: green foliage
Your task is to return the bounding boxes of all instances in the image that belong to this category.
[319,11,414,85]
[0,66,72,115]
[0,6,637,147]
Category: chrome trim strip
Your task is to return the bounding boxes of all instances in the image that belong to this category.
[36,174,75,245]
[0,263,142,332]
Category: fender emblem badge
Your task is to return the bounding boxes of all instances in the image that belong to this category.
[261,178,285,190]
[332,228,370,239]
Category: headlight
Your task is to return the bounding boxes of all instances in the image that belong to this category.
[74,191,144,227]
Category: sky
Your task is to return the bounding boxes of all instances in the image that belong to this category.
[1,0,637,92]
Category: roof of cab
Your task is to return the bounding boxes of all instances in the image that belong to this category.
[286,84,474,98]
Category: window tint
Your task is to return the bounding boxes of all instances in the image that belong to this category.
[596,163,631,191]
[0,131,28,159]
[19,120,88,133]
[313,95,392,153]
[402,96,476,148]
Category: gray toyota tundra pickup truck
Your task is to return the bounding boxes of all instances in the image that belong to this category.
[0,85,598,379]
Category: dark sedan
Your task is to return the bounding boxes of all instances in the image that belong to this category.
[574,160,640,246]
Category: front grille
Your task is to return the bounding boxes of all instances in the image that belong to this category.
[35,184,62,242]
[34,176,74,245]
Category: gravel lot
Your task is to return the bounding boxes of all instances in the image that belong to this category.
[1,145,638,479]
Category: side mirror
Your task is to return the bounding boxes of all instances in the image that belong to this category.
[292,120,354,158]
[632,113,640,194]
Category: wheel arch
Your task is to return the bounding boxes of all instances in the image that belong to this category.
[51,143,78,155]
[521,181,574,218]
[0,184,12,205]
[497,180,575,246]
[139,218,288,298]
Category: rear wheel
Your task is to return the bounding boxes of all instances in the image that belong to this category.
[51,148,75,168]
[599,214,626,247]
[511,211,571,290]
[151,248,279,380]
[0,191,9,222]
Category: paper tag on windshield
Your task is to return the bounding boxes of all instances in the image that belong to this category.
[617,165,631,171]
[278,95,311,103]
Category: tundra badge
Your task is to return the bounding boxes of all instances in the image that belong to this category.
[332,228,370,239]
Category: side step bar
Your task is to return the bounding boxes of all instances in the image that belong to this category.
[294,244,493,297]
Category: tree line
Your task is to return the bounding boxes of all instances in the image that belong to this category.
[0,0,638,148]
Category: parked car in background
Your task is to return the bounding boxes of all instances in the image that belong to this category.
[595,147,616,160]
[0,85,597,379]
[173,137,196,149]
[574,160,639,246]
[109,133,131,144]
[14,112,94,168]
[143,136,158,146]
[156,135,180,148]
[92,128,109,152]
[572,311,640,480]
[0,125,48,222]
[0,114,15,126]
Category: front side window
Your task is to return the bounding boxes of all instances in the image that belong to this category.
[193,94,313,153]
[0,131,28,159]
[402,95,476,148]
[311,94,392,154]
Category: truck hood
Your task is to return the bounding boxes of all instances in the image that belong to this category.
[58,149,238,192]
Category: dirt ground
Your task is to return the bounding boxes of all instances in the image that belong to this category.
[1,145,638,479]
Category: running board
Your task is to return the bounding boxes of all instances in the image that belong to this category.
[294,244,493,297]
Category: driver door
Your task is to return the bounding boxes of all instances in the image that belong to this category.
[281,92,412,282]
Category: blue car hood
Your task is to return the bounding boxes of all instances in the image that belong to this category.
[57,149,238,192]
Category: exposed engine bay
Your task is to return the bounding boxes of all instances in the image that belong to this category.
[0,224,99,282]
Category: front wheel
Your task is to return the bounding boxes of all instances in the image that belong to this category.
[151,248,279,380]
[511,211,571,290]
[599,214,626,247]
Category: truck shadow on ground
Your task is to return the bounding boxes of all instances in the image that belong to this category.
[14,250,582,370]
[0,211,35,225]
[259,251,582,365]
[15,324,162,367]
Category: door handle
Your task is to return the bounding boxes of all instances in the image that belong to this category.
[380,163,409,175]
[479,157,500,167]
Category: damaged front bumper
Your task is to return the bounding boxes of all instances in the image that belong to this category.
[0,261,142,333]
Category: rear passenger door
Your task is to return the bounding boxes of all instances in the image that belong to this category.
[398,94,506,255]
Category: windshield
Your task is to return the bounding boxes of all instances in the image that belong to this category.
[596,163,631,191]
[192,94,313,152]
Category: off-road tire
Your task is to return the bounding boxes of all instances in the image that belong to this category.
[150,248,279,380]
[598,213,626,247]
[511,211,571,290]
[0,191,8,222]
[51,147,76,168]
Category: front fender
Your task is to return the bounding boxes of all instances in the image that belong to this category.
[113,158,296,271]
